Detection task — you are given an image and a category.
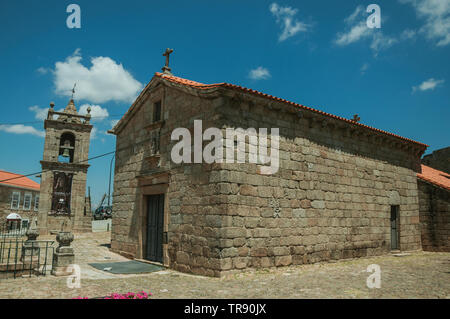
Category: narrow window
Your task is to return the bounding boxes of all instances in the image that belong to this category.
[23,193,32,210]
[34,195,40,211]
[390,205,400,250]
[11,192,20,210]
[153,101,162,123]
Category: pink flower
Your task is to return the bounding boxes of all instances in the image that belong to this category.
[140,291,148,298]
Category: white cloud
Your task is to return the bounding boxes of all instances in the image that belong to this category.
[335,6,399,55]
[52,49,143,104]
[79,104,109,121]
[335,22,372,46]
[412,78,445,92]
[400,29,417,40]
[110,119,119,128]
[248,67,271,80]
[270,3,309,41]
[401,0,450,46]
[36,67,50,75]
[345,5,365,25]
[370,33,398,53]
[0,124,45,137]
[336,6,371,45]
[28,105,68,121]
[90,127,98,140]
[28,105,48,120]
[360,63,370,74]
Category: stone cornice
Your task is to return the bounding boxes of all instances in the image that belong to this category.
[40,161,90,173]
[44,119,93,133]
[219,93,427,158]
[110,73,428,159]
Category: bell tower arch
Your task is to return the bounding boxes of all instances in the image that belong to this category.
[38,99,93,234]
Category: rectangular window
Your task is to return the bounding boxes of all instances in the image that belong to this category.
[153,101,161,123]
[390,205,400,250]
[23,193,32,210]
[21,219,29,230]
[34,195,40,211]
[11,192,20,210]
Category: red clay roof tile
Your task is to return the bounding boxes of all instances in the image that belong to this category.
[155,72,428,148]
[0,170,40,191]
[418,165,450,190]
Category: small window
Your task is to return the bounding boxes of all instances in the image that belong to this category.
[34,195,40,211]
[21,219,29,230]
[153,101,162,123]
[11,192,20,210]
[23,193,32,210]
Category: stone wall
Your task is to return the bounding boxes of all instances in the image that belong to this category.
[0,185,39,227]
[111,84,225,276]
[422,147,450,174]
[209,94,422,275]
[418,180,450,252]
[112,79,424,277]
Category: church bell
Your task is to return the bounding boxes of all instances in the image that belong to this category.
[61,140,73,158]
[62,147,71,158]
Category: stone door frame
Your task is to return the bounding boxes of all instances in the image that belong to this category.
[137,173,170,267]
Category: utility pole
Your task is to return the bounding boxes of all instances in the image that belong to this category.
[108,155,114,206]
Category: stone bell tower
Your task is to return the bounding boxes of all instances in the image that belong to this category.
[37,98,93,235]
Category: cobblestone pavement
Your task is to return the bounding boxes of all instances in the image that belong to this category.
[0,232,448,299]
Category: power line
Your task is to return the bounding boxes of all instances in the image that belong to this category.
[0,150,114,183]
[0,114,125,126]
[0,136,153,184]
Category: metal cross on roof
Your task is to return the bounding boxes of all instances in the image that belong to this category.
[162,48,174,74]
[351,114,361,122]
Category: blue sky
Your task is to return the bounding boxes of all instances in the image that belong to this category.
[0,0,449,206]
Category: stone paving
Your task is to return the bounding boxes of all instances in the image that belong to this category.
[92,219,112,233]
[0,232,448,299]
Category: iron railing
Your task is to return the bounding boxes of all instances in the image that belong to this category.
[0,223,29,240]
[0,223,55,279]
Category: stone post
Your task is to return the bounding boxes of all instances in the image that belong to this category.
[21,228,40,262]
[51,231,75,276]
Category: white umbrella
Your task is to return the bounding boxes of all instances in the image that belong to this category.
[6,213,22,220]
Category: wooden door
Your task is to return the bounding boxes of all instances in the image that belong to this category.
[146,194,164,263]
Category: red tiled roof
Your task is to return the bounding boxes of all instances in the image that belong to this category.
[418,165,450,190]
[155,72,428,148]
[0,170,40,191]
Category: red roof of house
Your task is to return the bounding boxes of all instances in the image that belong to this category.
[0,170,40,191]
[418,165,450,190]
[154,73,428,148]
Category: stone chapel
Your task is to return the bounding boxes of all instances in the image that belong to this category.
[108,50,435,277]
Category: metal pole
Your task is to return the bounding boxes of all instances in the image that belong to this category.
[108,154,114,206]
